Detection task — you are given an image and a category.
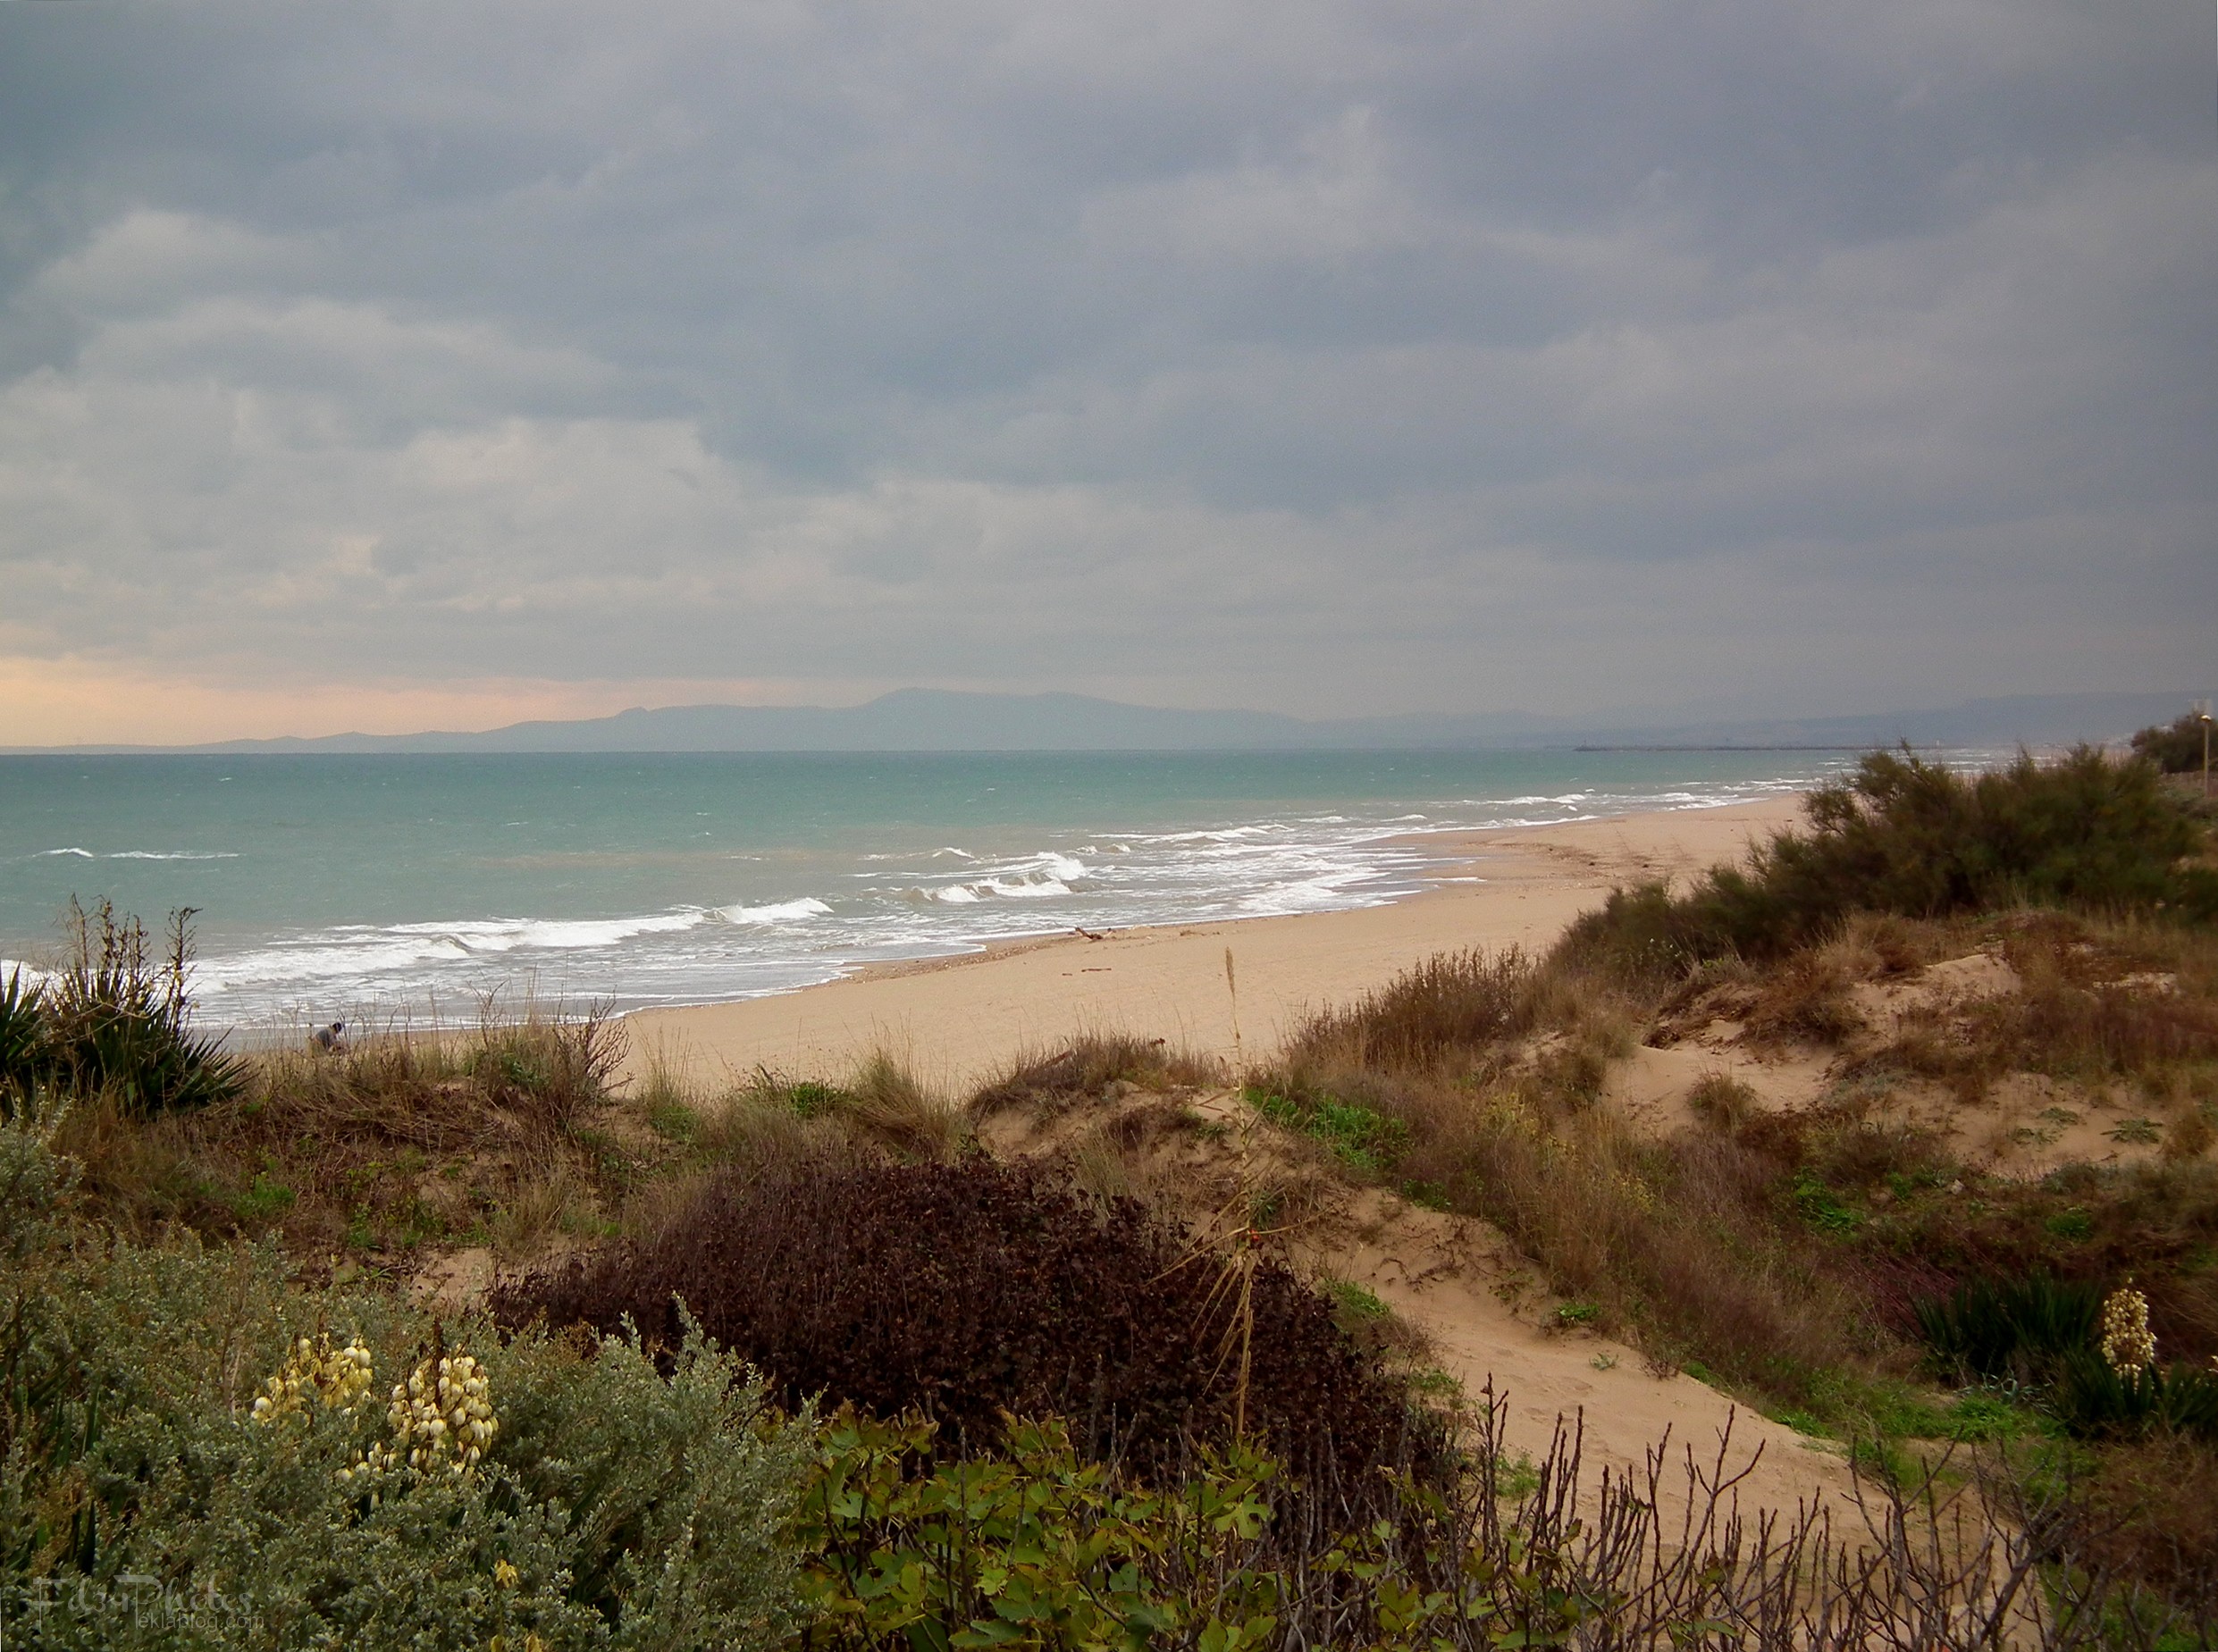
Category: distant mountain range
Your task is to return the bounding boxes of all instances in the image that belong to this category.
[11,688,2208,756]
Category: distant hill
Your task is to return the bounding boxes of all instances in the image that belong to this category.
[10,688,2208,756]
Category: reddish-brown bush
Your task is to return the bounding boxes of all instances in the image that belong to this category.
[493,1158,1437,1503]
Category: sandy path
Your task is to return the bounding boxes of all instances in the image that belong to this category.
[619,795,1802,1096]
[982,1086,1862,1535]
[1321,1188,1861,1528]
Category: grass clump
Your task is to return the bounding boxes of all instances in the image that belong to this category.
[735,1055,962,1157]
[1281,949,1541,1073]
[970,1034,1218,1119]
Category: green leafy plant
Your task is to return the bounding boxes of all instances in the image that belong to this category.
[794,1407,1286,1651]
[1246,1086,1409,1175]
[1323,1279,1390,1323]
[1791,1169,1861,1236]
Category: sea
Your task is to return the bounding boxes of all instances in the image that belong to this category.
[0,748,1903,1037]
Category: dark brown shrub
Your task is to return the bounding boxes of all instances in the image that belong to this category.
[493,1158,1438,1504]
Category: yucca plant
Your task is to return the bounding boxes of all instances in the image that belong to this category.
[2054,1348,2218,1442]
[0,965,45,1111]
[38,899,245,1115]
[1914,1270,2102,1383]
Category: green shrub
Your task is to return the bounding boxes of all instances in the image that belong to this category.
[1564,747,2208,972]
[0,1110,813,1649]
[794,1408,1287,1651]
[2131,711,2214,776]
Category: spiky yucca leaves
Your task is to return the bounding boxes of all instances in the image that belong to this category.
[1914,1273,2103,1384]
[0,967,44,1113]
[36,901,245,1116]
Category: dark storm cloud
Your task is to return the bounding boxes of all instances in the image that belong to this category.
[0,0,2211,720]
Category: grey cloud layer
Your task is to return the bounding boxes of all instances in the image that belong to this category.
[1,0,2212,717]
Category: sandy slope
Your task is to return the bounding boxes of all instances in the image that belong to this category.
[620,795,1804,1097]
[979,1085,1864,1532]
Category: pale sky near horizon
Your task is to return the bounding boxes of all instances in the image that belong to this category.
[2,1,2214,745]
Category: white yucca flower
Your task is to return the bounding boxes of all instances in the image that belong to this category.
[252,1332,375,1426]
[2098,1283,2155,1376]
[383,1348,500,1476]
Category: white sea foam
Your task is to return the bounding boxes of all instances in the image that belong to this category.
[712,897,833,925]
[33,846,238,860]
[381,912,710,952]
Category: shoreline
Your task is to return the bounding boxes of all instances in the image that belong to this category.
[618,792,1804,1096]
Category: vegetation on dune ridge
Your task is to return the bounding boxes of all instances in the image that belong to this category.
[1560,745,2215,975]
[2131,709,2216,778]
[1228,746,2218,1626]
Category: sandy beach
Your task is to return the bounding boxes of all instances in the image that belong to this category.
[620,793,1804,1095]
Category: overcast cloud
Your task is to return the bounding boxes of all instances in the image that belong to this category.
[1,0,2213,739]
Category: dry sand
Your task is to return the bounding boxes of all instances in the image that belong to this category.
[620,794,1804,1096]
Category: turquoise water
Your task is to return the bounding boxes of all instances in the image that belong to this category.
[0,749,1863,1031]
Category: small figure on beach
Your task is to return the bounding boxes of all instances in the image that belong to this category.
[311,1020,348,1054]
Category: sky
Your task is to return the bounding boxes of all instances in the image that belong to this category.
[1,1,2214,745]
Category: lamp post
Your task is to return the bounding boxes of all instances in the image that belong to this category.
[2202,705,2214,800]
